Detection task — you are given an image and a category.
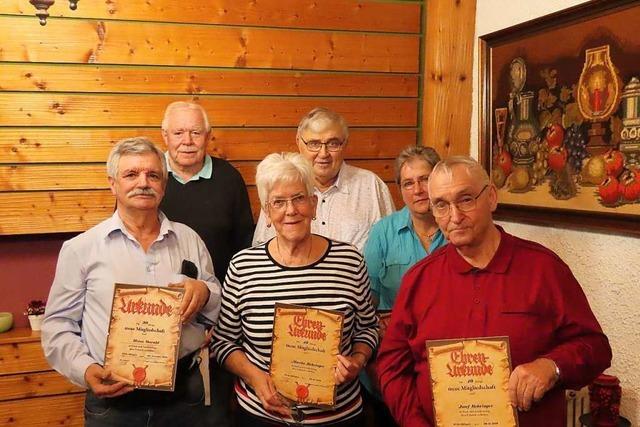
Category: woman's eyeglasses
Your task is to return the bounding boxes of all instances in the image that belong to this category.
[268,194,310,211]
[400,175,430,191]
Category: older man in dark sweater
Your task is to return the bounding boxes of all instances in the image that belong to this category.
[159,101,254,427]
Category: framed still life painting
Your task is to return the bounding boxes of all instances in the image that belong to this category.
[479,0,640,236]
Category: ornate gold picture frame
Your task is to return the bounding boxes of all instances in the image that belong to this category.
[479,0,640,236]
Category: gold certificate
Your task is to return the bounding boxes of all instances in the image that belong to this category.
[426,337,518,427]
[103,284,184,391]
[270,303,344,408]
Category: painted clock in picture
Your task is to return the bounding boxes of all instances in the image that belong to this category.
[479,0,640,236]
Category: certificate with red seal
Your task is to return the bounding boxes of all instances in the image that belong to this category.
[103,284,184,391]
[426,337,518,427]
[270,303,344,408]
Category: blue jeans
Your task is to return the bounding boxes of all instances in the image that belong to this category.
[84,359,207,427]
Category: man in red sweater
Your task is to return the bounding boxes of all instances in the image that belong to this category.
[376,156,611,427]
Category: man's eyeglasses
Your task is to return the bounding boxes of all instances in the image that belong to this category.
[400,175,430,191]
[268,194,310,211]
[299,136,345,152]
[430,184,489,218]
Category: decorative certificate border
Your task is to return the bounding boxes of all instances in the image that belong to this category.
[103,284,184,391]
[426,336,518,427]
[270,303,344,408]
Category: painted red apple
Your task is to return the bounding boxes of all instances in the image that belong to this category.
[296,383,310,401]
[619,169,640,202]
[495,149,513,176]
[548,146,568,172]
[598,176,621,205]
[545,123,565,148]
[603,149,625,178]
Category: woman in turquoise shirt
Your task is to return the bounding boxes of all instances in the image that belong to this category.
[364,145,446,311]
[361,145,446,427]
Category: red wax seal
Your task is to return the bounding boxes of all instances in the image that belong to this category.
[132,365,147,385]
[296,383,310,401]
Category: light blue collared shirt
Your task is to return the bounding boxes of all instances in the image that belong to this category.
[363,206,447,310]
[41,211,222,387]
[165,153,213,184]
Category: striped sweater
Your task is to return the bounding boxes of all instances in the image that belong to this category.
[211,237,379,425]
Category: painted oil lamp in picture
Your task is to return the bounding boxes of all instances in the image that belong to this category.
[577,45,622,155]
[620,77,640,167]
[506,58,539,167]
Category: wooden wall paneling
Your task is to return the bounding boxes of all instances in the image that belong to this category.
[0,159,393,191]
[211,129,418,161]
[0,17,419,73]
[0,64,418,97]
[248,187,261,219]
[389,184,402,211]
[0,94,417,127]
[0,0,421,33]
[422,0,476,156]
[0,164,107,191]
[0,190,115,235]
[0,179,401,235]
[0,128,417,163]
[0,0,423,236]
[0,393,85,427]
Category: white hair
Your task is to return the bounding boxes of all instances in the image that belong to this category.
[256,152,315,208]
[296,107,349,141]
[106,137,168,181]
[428,155,490,193]
[161,101,210,132]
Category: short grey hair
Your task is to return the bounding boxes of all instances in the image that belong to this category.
[428,156,490,192]
[256,152,315,208]
[394,145,441,184]
[296,107,349,141]
[161,101,210,132]
[107,137,168,182]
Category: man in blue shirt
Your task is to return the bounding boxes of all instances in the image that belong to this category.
[42,137,221,427]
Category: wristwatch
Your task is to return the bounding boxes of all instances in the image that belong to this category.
[553,361,561,382]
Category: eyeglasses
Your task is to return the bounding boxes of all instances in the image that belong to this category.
[268,194,310,211]
[430,184,488,218]
[299,135,345,152]
[400,175,430,191]
[167,129,206,140]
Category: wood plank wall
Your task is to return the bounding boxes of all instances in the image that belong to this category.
[423,0,476,158]
[0,0,423,235]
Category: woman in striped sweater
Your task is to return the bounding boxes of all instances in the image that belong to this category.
[211,152,378,426]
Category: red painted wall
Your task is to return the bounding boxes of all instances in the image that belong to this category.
[0,234,73,329]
